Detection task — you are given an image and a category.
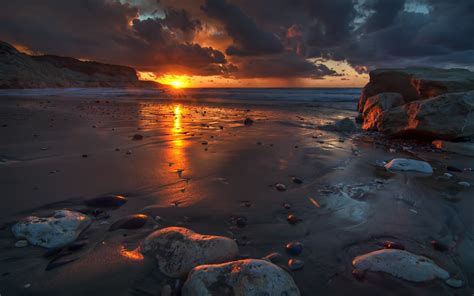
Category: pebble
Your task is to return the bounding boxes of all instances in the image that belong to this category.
[445,278,464,288]
[443,173,454,178]
[292,177,303,184]
[283,203,291,209]
[126,150,132,155]
[132,134,143,140]
[288,258,304,270]
[244,117,254,125]
[24,283,31,289]
[285,241,303,255]
[15,240,28,247]
[234,216,248,228]
[82,154,88,158]
[287,214,298,225]
[276,183,286,191]
[458,181,470,187]
[85,195,128,208]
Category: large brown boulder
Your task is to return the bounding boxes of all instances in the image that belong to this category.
[362,92,404,130]
[377,91,474,140]
[358,68,474,112]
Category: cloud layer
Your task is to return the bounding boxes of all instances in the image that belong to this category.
[0,0,472,80]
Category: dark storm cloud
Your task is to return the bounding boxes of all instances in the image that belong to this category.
[0,0,232,76]
[0,0,473,79]
[201,0,284,56]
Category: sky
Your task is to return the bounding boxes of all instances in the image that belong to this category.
[1,0,473,87]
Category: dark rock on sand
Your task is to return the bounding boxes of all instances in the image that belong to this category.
[244,117,254,125]
[383,241,405,250]
[84,195,128,208]
[132,134,143,140]
[140,227,239,277]
[276,183,287,191]
[182,259,300,296]
[45,252,79,271]
[109,214,148,231]
[292,177,303,184]
[288,258,304,271]
[319,117,357,132]
[287,214,299,224]
[286,241,303,255]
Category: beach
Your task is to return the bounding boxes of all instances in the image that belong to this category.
[1,89,473,295]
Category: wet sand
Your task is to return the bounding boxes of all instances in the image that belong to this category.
[1,95,473,295]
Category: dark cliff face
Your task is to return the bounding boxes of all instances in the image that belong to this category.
[0,41,161,89]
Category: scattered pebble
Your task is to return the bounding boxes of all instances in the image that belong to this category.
[15,240,28,248]
[288,258,304,270]
[292,177,303,184]
[126,150,132,155]
[286,241,303,255]
[132,134,143,140]
[287,214,298,225]
[458,181,470,187]
[276,183,286,191]
[283,203,291,209]
[244,117,254,125]
[81,154,88,158]
[445,278,464,288]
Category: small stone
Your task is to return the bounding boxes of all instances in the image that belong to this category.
[161,284,173,296]
[15,240,28,247]
[201,141,208,145]
[244,117,254,125]
[447,165,463,172]
[283,203,291,209]
[292,177,303,184]
[126,150,132,155]
[132,134,143,140]
[115,148,120,151]
[288,258,304,270]
[262,252,284,264]
[458,181,470,187]
[285,241,303,255]
[443,173,454,178]
[234,216,247,228]
[82,154,88,158]
[276,183,286,191]
[24,283,31,289]
[287,214,298,225]
[384,158,433,174]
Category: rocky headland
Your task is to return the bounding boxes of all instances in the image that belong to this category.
[0,41,161,89]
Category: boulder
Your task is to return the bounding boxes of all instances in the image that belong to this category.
[384,158,433,174]
[377,91,474,140]
[432,140,474,156]
[362,92,404,130]
[359,67,474,112]
[182,259,300,296]
[11,210,91,248]
[353,249,449,282]
[140,227,239,277]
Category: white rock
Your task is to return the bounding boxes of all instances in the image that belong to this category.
[11,210,91,249]
[384,158,433,174]
[352,249,449,282]
[140,227,239,277]
[458,181,471,187]
[182,259,300,296]
[15,240,28,247]
[445,278,464,288]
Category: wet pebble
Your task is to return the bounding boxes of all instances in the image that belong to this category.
[285,241,303,255]
[283,203,291,209]
[244,117,254,125]
[132,134,143,140]
[445,278,464,288]
[458,181,470,187]
[84,195,128,208]
[81,154,88,158]
[287,214,298,225]
[292,177,303,184]
[276,183,286,191]
[126,150,132,155]
[288,258,304,270]
[431,240,449,252]
[447,165,463,172]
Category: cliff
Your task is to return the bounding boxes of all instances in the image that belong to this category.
[0,41,161,89]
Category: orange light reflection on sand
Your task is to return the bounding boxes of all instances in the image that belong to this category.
[120,247,144,261]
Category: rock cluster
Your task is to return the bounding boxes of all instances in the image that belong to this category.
[358,67,474,142]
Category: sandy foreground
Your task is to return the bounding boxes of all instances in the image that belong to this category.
[0,95,473,295]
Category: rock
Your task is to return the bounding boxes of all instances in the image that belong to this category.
[84,195,128,208]
[378,91,474,140]
[384,158,433,174]
[362,93,404,130]
[458,181,471,187]
[140,227,239,277]
[132,134,143,140]
[320,117,357,132]
[433,140,474,156]
[15,240,28,247]
[11,210,91,249]
[352,249,450,282]
[182,259,300,296]
[358,67,474,112]
[262,252,284,264]
[287,214,298,224]
[446,165,463,172]
[288,258,304,271]
[431,240,449,252]
[292,177,303,184]
[276,183,287,191]
[285,241,303,255]
[109,214,148,231]
[244,117,254,125]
